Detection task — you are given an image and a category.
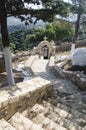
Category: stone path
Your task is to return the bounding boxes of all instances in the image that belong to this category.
[31,59,86,114]
[31,59,55,80]
[0,58,86,130]
[31,58,86,129]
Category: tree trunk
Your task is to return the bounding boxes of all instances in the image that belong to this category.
[73,13,81,43]
[3,47,15,85]
[71,13,81,57]
[0,0,15,86]
[71,43,75,57]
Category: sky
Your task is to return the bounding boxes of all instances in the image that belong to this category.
[24,0,72,9]
[63,0,72,4]
[64,0,69,2]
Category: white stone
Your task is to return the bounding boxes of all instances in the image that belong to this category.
[71,48,86,66]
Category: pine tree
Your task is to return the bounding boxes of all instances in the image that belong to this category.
[0,0,68,86]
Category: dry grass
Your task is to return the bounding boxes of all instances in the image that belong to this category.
[57,46,86,57]
[0,57,26,87]
[57,51,70,56]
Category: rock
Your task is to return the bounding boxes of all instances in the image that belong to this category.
[71,48,86,66]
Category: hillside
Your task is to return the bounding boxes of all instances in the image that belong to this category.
[0,17,45,34]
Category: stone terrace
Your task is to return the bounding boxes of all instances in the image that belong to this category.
[0,56,86,130]
[0,77,52,120]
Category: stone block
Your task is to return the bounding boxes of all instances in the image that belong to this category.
[0,119,16,130]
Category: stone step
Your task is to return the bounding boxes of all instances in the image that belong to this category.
[42,100,72,118]
[42,100,86,130]
[49,98,86,121]
[51,92,86,115]
[22,103,80,130]
[49,99,86,129]
[0,119,16,130]
[29,113,67,130]
[9,112,45,130]
[23,102,72,120]
[57,102,86,121]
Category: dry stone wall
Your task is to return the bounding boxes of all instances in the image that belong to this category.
[49,57,86,90]
[56,40,86,52]
[0,77,52,120]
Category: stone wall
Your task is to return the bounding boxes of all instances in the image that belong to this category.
[24,55,39,77]
[49,64,65,79]
[56,40,86,52]
[24,55,38,68]
[0,77,52,120]
[64,71,86,90]
[49,57,65,78]
[49,57,86,90]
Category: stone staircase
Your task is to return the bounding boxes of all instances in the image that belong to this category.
[9,112,45,130]
[0,113,45,130]
[0,59,86,130]
[0,83,86,130]
[0,98,86,130]
[22,100,86,130]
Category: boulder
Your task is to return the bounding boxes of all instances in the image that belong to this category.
[71,48,86,66]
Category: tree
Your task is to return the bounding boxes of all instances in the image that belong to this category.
[0,0,69,86]
[10,43,16,52]
[45,21,74,41]
[71,0,86,42]
[24,21,74,47]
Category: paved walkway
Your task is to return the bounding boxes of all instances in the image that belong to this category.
[31,59,55,80]
[31,59,86,115]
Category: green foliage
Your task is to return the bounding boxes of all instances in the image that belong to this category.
[9,29,30,51]
[24,27,46,49]
[10,42,16,52]
[45,24,56,40]
[71,0,86,14]
[45,21,74,41]
[70,0,86,41]
[5,0,69,24]
[9,19,74,51]
[24,21,74,48]
[0,0,70,47]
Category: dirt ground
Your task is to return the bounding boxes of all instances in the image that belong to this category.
[0,57,27,88]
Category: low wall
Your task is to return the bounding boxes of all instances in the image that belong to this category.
[49,57,65,79]
[49,57,86,90]
[24,55,39,68]
[64,71,86,90]
[0,77,52,120]
[24,55,39,77]
[56,40,86,52]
